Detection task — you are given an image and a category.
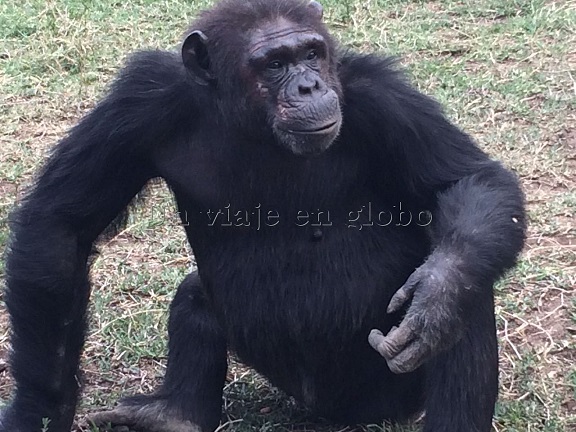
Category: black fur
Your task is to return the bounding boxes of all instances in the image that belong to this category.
[0,1,526,431]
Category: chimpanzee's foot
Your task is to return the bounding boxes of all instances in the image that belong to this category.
[89,272,226,432]
[88,395,202,432]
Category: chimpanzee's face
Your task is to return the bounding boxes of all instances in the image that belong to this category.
[247,18,342,156]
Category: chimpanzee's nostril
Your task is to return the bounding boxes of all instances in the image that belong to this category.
[298,78,320,95]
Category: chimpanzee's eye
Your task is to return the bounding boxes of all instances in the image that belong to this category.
[267,60,283,70]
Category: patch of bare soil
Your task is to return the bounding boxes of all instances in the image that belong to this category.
[0,181,18,198]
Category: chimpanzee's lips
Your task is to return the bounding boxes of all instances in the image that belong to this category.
[288,121,339,135]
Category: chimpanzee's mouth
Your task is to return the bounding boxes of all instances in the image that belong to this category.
[288,121,339,135]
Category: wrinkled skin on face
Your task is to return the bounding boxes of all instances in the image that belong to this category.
[246,18,342,155]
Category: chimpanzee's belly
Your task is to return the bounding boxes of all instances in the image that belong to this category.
[194,220,427,402]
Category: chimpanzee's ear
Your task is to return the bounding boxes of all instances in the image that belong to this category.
[182,30,214,86]
[308,1,323,20]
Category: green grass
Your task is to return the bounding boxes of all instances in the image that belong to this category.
[1,0,575,431]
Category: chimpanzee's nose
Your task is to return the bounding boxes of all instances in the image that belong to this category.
[298,75,320,95]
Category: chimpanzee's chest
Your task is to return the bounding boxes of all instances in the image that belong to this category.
[189,198,427,333]
[169,137,429,360]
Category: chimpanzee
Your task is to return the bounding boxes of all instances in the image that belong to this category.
[0,0,526,431]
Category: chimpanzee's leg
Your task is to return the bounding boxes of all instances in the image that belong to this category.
[313,294,496,431]
[90,272,227,432]
[312,337,425,425]
[422,291,498,432]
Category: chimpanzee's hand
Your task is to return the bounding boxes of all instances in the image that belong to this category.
[369,252,471,374]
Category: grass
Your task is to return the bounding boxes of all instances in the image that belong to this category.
[1,0,575,431]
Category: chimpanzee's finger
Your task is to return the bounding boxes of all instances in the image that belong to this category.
[387,272,420,313]
[369,323,416,360]
[386,339,430,374]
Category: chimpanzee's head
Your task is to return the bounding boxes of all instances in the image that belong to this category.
[182,0,342,156]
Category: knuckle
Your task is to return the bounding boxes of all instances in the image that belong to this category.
[378,338,397,359]
[387,358,413,374]
[368,329,383,347]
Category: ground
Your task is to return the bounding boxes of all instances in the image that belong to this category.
[0,0,575,431]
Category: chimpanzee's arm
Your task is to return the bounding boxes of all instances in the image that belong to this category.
[1,50,197,432]
[339,53,526,373]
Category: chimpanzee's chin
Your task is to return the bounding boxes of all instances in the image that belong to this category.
[275,127,339,157]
